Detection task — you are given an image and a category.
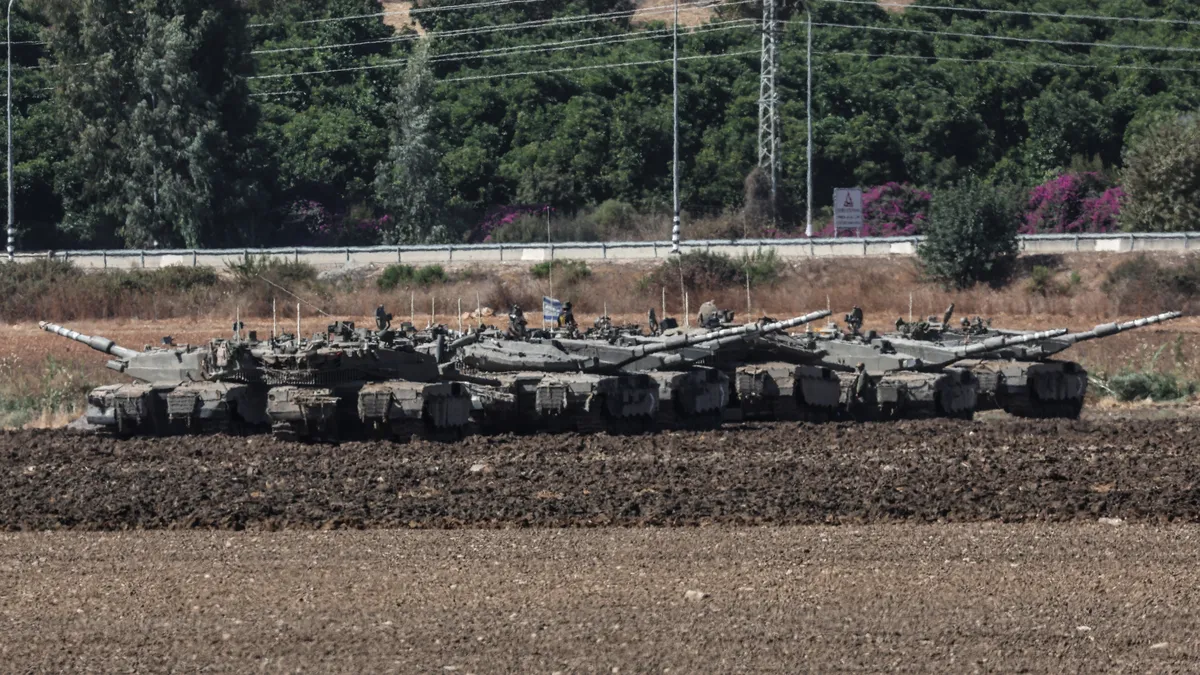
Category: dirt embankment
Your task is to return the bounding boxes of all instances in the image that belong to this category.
[4,417,1200,530]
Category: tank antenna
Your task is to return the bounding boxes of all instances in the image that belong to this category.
[296,303,301,338]
[272,297,277,339]
[256,274,330,317]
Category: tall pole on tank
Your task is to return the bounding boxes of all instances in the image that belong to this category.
[670,0,680,254]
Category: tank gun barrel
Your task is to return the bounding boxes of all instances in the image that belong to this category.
[39,321,139,360]
[1061,311,1183,344]
[952,328,1068,359]
[608,310,830,371]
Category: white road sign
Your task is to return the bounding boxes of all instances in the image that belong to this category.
[833,188,864,232]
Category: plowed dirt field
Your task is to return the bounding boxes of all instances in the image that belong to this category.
[3,417,1199,530]
[2,525,1198,672]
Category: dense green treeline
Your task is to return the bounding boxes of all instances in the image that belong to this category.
[2,0,1200,248]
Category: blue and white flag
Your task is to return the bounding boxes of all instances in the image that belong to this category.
[542,296,562,323]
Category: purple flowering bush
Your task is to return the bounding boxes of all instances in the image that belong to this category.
[285,200,386,246]
[814,182,931,237]
[1020,172,1123,234]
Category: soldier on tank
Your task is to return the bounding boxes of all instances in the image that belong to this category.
[647,308,659,335]
[697,300,721,329]
[558,301,577,332]
[506,305,528,339]
[375,305,393,331]
[845,306,864,336]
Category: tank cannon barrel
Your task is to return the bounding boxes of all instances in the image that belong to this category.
[609,310,830,370]
[1061,311,1183,344]
[39,321,139,360]
[952,328,1068,359]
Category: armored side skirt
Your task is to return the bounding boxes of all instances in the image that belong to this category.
[466,372,663,434]
[841,368,979,420]
[960,359,1087,419]
[731,362,841,422]
[266,381,473,440]
[87,382,267,434]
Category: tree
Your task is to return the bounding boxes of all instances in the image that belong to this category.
[1121,114,1200,233]
[46,0,263,248]
[919,177,1021,289]
[375,40,449,244]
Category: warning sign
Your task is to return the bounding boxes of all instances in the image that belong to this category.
[833,188,864,232]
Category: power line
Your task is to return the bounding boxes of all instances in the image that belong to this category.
[808,21,1200,55]
[252,0,740,56]
[823,0,1200,29]
[250,16,753,80]
[409,0,551,15]
[818,49,1200,74]
[439,47,757,82]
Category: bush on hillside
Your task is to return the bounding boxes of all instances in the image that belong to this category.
[1021,172,1123,234]
[1121,114,1200,232]
[919,178,1022,289]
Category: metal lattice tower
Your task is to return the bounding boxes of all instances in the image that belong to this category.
[757,0,779,217]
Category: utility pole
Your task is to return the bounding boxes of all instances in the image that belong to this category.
[757,0,779,225]
[670,0,681,254]
[805,5,814,237]
[6,0,15,261]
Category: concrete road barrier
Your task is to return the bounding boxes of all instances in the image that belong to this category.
[4,233,1197,271]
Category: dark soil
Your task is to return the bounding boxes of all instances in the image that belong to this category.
[3,526,1199,672]
[4,417,1199,530]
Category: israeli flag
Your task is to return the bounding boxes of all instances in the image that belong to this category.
[542,296,562,323]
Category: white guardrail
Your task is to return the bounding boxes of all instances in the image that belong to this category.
[4,232,1199,270]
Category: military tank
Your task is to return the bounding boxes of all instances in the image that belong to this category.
[813,323,1070,420]
[40,318,473,441]
[885,308,1183,418]
[447,312,830,434]
[613,305,844,423]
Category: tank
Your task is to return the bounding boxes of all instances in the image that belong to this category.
[617,313,844,423]
[448,312,829,433]
[810,326,1070,420]
[886,309,1183,419]
[40,319,473,441]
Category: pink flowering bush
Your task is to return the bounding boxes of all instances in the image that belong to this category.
[814,182,931,237]
[475,204,552,242]
[286,200,386,245]
[1021,172,1123,234]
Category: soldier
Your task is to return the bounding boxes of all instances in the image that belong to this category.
[852,362,870,401]
[697,300,721,328]
[375,305,393,331]
[557,301,577,331]
[647,308,659,336]
[506,304,528,339]
[845,306,864,336]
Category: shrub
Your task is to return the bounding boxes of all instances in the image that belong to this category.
[227,255,318,287]
[530,260,591,285]
[1107,371,1198,402]
[642,249,785,292]
[377,264,449,290]
[1025,265,1065,296]
[1121,114,1200,232]
[1021,172,1123,234]
[919,178,1021,289]
[590,199,638,233]
[1101,255,1200,313]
